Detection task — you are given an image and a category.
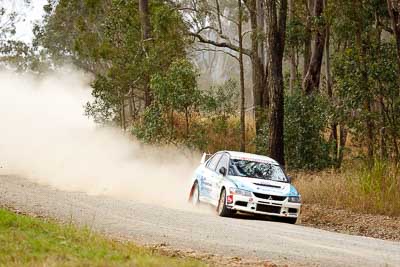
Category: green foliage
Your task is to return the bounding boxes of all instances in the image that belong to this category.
[151,59,200,114]
[285,91,335,170]
[0,209,204,266]
[202,79,239,116]
[131,104,167,144]
[133,77,240,151]
[201,79,240,150]
[85,75,119,124]
[133,59,203,145]
[333,42,400,159]
[286,17,307,50]
[37,0,189,125]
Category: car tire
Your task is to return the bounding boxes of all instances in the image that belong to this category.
[217,189,233,217]
[190,182,200,206]
[282,217,297,224]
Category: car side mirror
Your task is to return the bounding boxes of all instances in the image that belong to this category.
[287,176,292,183]
[219,167,227,176]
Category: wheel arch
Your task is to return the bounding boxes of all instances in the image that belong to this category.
[188,179,199,201]
[219,185,227,197]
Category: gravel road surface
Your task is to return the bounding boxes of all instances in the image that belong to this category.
[1,175,399,267]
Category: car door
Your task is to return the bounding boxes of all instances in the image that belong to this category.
[211,153,230,202]
[200,153,222,202]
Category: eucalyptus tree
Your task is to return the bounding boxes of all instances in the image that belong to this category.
[38,0,188,128]
[302,0,326,94]
[175,0,249,150]
[139,0,152,107]
[265,0,287,165]
[177,0,268,136]
[0,0,32,69]
[387,0,400,73]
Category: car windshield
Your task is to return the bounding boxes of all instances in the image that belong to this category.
[229,159,287,182]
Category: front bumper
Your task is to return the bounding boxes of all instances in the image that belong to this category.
[227,194,301,218]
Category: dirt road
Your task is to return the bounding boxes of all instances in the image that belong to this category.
[1,175,399,266]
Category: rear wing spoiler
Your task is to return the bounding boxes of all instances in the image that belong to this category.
[200,153,212,164]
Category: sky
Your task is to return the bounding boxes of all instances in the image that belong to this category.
[9,0,48,42]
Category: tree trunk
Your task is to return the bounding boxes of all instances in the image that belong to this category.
[139,0,152,107]
[289,0,296,93]
[325,22,338,160]
[337,124,348,168]
[387,0,400,74]
[325,25,333,100]
[128,93,133,121]
[266,0,287,165]
[185,107,190,137]
[249,0,266,137]
[302,0,326,94]
[365,99,375,161]
[139,0,151,40]
[257,0,266,68]
[121,97,126,131]
[303,0,313,80]
[354,0,374,162]
[239,0,246,152]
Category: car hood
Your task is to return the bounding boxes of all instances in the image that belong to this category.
[227,176,299,196]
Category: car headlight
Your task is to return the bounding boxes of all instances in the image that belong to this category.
[229,187,252,197]
[288,196,301,203]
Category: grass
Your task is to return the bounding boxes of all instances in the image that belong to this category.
[294,160,400,217]
[0,209,205,267]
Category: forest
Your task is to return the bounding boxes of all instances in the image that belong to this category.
[1,0,400,216]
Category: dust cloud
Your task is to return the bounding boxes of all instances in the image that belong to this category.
[0,68,200,209]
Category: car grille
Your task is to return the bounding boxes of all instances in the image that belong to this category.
[256,204,281,214]
[253,183,281,189]
[288,208,298,214]
[253,192,287,201]
[235,201,248,207]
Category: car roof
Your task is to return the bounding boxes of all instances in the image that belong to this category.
[220,151,280,165]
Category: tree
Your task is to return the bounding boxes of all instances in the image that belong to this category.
[179,0,270,138]
[245,0,269,138]
[302,0,326,94]
[0,0,32,68]
[151,59,201,137]
[288,0,296,93]
[139,0,152,107]
[266,0,287,165]
[39,0,188,127]
[238,0,246,152]
[387,0,400,73]
[303,0,313,80]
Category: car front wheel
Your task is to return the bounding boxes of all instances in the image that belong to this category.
[217,189,233,217]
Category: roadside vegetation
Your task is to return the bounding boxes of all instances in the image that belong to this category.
[295,161,400,217]
[1,1,400,218]
[0,209,204,267]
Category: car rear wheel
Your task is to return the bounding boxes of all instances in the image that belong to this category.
[190,182,200,206]
[217,189,233,217]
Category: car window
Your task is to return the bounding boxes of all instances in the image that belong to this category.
[228,159,288,182]
[216,154,229,172]
[206,153,222,171]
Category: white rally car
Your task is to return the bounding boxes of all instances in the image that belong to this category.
[188,151,301,224]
